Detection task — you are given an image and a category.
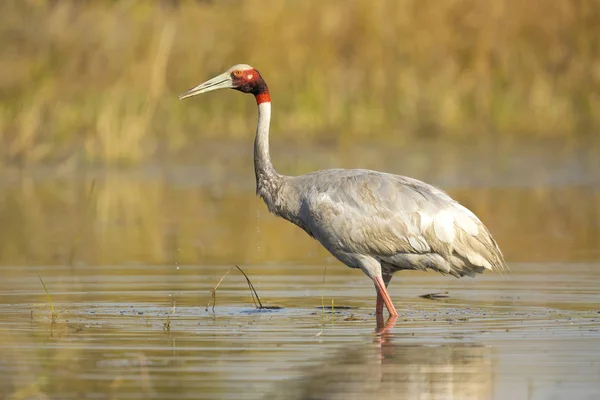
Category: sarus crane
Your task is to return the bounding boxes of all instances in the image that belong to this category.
[179,64,506,317]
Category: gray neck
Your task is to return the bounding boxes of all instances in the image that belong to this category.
[254,102,281,204]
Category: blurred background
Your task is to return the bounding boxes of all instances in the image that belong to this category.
[0,0,598,266]
[1,2,599,399]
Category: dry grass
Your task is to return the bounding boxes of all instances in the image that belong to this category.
[206,265,273,312]
[0,0,599,166]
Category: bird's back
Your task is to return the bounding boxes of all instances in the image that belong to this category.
[278,169,506,277]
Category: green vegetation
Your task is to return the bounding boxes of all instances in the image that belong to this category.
[0,0,598,166]
[37,274,58,322]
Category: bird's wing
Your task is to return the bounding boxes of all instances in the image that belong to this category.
[300,170,505,273]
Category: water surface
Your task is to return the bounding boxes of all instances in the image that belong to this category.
[0,138,599,399]
[1,263,599,399]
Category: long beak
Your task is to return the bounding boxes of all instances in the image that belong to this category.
[178,72,233,100]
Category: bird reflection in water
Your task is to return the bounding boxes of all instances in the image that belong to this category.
[268,318,492,400]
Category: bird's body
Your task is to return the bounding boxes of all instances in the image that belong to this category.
[180,64,506,317]
[267,168,504,278]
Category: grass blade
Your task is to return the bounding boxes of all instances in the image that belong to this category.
[37,274,58,321]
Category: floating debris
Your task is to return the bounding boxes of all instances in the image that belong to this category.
[419,292,450,300]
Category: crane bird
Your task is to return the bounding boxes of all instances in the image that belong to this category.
[179,64,506,317]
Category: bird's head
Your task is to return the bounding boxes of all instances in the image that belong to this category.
[179,64,270,104]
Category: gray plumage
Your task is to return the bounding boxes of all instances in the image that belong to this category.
[265,168,505,280]
[180,64,507,317]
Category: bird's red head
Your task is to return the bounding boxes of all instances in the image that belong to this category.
[230,65,270,104]
[178,63,271,105]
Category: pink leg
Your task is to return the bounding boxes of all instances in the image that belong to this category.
[376,290,384,315]
[376,313,398,335]
[374,276,398,317]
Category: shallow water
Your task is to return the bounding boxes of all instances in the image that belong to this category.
[0,138,599,399]
[1,263,599,399]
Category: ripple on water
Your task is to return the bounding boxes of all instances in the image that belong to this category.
[0,262,599,399]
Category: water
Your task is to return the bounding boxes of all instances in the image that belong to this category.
[1,264,599,399]
[0,138,599,399]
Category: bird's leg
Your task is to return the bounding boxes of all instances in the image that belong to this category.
[376,291,385,316]
[376,314,398,335]
[375,272,395,316]
[374,275,398,317]
[356,257,397,317]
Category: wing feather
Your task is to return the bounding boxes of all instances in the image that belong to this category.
[293,169,506,275]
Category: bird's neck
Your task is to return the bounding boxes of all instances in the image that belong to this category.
[254,100,282,209]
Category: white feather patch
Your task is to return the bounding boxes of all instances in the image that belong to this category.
[409,236,430,252]
[434,210,455,243]
[455,213,479,236]
[418,212,434,232]
[465,252,493,270]
[456,203,478,218]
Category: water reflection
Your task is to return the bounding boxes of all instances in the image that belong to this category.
[270,331,492,400]
[0,139,598,399]
[0,262,598,399]
[0,167,597,267]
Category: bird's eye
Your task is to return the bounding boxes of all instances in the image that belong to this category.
[232,70,243,77]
